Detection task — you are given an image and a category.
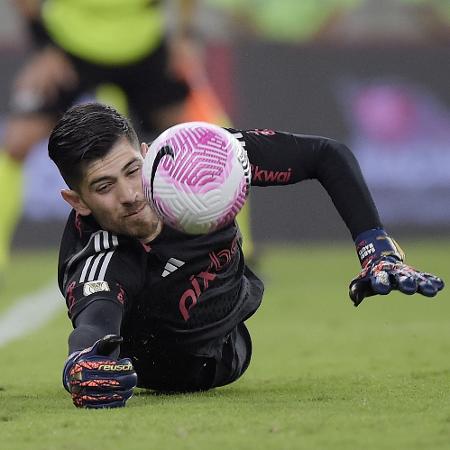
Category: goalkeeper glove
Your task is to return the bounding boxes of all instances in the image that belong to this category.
[349,228,444,307]
[63,334,137,409]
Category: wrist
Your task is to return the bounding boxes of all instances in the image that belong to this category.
[355,228,404,268]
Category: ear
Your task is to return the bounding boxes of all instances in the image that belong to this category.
[61,189,92,216]
[140,142,149,158]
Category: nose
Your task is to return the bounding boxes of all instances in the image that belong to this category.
[117,179,138,205]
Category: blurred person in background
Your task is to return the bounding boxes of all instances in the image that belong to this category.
[0,0,254,279]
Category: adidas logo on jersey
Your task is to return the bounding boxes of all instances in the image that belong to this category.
[162,258,185,277]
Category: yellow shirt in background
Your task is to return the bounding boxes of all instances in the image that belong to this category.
[42,0,165,65]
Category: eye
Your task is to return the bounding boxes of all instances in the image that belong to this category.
[96,183,113,194]
[127,165,141,176]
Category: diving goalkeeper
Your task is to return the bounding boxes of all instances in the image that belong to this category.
[48,103,444,408]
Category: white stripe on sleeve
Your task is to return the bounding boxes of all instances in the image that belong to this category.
[87,252,106,281]
[79,254,95,283]
[97,251,115,281]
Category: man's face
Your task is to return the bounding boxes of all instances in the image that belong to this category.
[67,137,159,240]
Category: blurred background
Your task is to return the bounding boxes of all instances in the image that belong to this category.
[0,0,449,253]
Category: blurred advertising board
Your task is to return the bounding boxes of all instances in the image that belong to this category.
[1,43,449,243]
[234,43,449,239]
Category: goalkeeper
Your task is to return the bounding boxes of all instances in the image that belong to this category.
[48,103,444,409]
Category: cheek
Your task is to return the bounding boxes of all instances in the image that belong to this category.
[134,175,145,195]
[90,197,119,223]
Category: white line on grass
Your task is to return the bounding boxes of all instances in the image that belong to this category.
[0,283,63,347]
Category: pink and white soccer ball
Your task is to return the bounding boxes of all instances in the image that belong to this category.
[142,122,251,234]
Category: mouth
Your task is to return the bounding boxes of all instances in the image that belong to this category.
[124,203,147,218]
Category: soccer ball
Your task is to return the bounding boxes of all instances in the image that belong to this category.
[142,122,251,234]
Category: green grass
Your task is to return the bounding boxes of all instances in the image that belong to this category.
[0,249,58,314]
[1,240,450,450]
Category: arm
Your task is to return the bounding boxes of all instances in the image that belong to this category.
[59,226,141,408]
[168,0,204,81]
[12,0,41,19]
[232,128,381,238]
[11,0,78,110]
[63,300,137,409]
[68,299,122,354]
[13,0,51,48]
[232,128,444,304]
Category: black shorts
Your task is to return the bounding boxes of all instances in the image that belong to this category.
[122,322,252,393]
[11,40,189,133]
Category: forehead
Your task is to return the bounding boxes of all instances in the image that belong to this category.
[82,137,141,184]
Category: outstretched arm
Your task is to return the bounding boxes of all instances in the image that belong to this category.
[68,299,122,354]
[63,299,137,409]
[232,128,445,303]
[231,128,381,237]
[57,214,143,408]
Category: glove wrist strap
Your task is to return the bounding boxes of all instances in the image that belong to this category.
[355,228,404,268]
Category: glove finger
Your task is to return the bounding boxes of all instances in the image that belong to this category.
[72,373,137,392]
[417,279,438,297]
[422,274,445,292]
[370,271,392,295]
[394,273,418,295]
[417,276,444,297]
[415,274,444,297]
[349,277,374,306]
[71,377,121,393]
[72,388,134,409]
[77,335,123,360]
[94,335,123,356]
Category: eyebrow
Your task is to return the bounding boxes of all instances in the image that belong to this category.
[88,157,142,189]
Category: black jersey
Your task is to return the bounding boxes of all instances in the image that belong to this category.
[59,208,262,356]
[57,129,381,357]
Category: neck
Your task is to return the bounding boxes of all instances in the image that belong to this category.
[140,218,163,244]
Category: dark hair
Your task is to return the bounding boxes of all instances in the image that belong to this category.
[48,102,139,189]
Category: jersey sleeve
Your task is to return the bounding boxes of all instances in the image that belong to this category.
[227,128,382,239]
[60,229,144,324]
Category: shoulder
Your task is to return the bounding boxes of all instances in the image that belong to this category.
[58,212,144,293]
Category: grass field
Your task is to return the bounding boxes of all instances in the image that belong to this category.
[1,239,450,450]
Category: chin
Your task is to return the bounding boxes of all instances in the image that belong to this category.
[125,220,154,239]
